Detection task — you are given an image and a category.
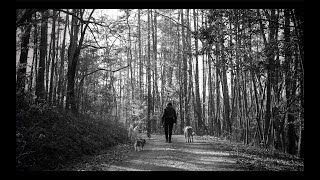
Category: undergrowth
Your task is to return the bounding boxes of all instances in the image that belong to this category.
[199,136,304,171]
[16,97,128,171]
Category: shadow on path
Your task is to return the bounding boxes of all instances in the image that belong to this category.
[103,134,246,171]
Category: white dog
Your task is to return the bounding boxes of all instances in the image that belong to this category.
[128,124,142,142]
[184,126,194,143]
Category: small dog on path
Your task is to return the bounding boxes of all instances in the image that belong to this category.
[184,126,194,143]
[134,138,146,151]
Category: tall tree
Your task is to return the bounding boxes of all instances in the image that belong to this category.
[176,11,185,134]
[218,11,232,135]
[215,43,221,137]
[152,10,159,113]
[57,9,69,108]
[48,10,57,105]
[147,9,152,138]
[138,9,143,101]
[181,9,189,127]
[126,9,134,101]
[257,9,274,147]
[36,10,48,102]
[28,13,39,93]
[52,12,61,106]
[66,9,94,113]
[17,15,32,93]
[202,10,207,131]
[284,9,297,155]
[186,9,193,128]
[193,9,203,134]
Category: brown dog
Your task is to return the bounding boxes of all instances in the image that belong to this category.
[134,138,146,151]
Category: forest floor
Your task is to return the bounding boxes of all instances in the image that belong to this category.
[61,133,304,171]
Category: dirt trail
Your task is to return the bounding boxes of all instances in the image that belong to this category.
[66,134,247,171]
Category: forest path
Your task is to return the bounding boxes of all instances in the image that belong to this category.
[103,134,245,171]
[63,134,248,171]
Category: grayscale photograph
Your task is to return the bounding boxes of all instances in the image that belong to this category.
[16,8,304,172]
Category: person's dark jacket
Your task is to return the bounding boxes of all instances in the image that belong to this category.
[162,105,177,124]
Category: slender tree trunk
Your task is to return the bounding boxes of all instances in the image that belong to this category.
[251,45,263,144]
[181,9,189,127]
[34,23,39,94]
[202,10,207,134]
[176,11,184,134]
[193,9,203,134]
[126,9,134,101]
[29,13,38,94]
[152,10,159,113]
[138,9,142,101]
[147,9,152,138]
[208,51,215,136]
[48,10,57,105]
[285,9,298,154]
[257,9,275,147]
[53,11,61,106]
[219,20,232,135]
[186,9,194,128]
[66,9,79,111]
[36,10,48,102]
[46,26,53,98]
[17,15,32,93]
[242,70,249,144]
[57,9,69,108]
[215,45,221,137]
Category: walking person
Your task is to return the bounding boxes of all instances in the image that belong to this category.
[161,102,177,143]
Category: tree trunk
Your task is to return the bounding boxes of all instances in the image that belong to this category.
[242,70,249,144]
[257,9,275,147]
[53,11,61,106]
[48,10,57,105]
[57,9,69,108]
[147,9,152,138]
[66,9,79,111]
[126,9,134,101]
[181,9,189,127]
[208,51,215,136]
[17,15,32,93]
[176,11,184,134]
[46,27,53,98]
[66,9,94,113]
[36,10,48,102]
[186,9,194,128]
[138,9,143,101]
[193,9,203,134]
[202,10,207,134]
[152,10,159,113]
[218,20,232,135]
[215,45,221,137]
[28,15,38,93]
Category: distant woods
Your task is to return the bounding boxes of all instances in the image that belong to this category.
[16,9,304,158]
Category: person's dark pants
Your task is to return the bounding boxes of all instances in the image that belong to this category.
[164,122,174,142]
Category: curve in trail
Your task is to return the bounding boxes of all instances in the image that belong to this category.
[102,134,246,171]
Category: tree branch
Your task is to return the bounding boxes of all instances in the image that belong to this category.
[154,10,191,31]
[79,65,129,86]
